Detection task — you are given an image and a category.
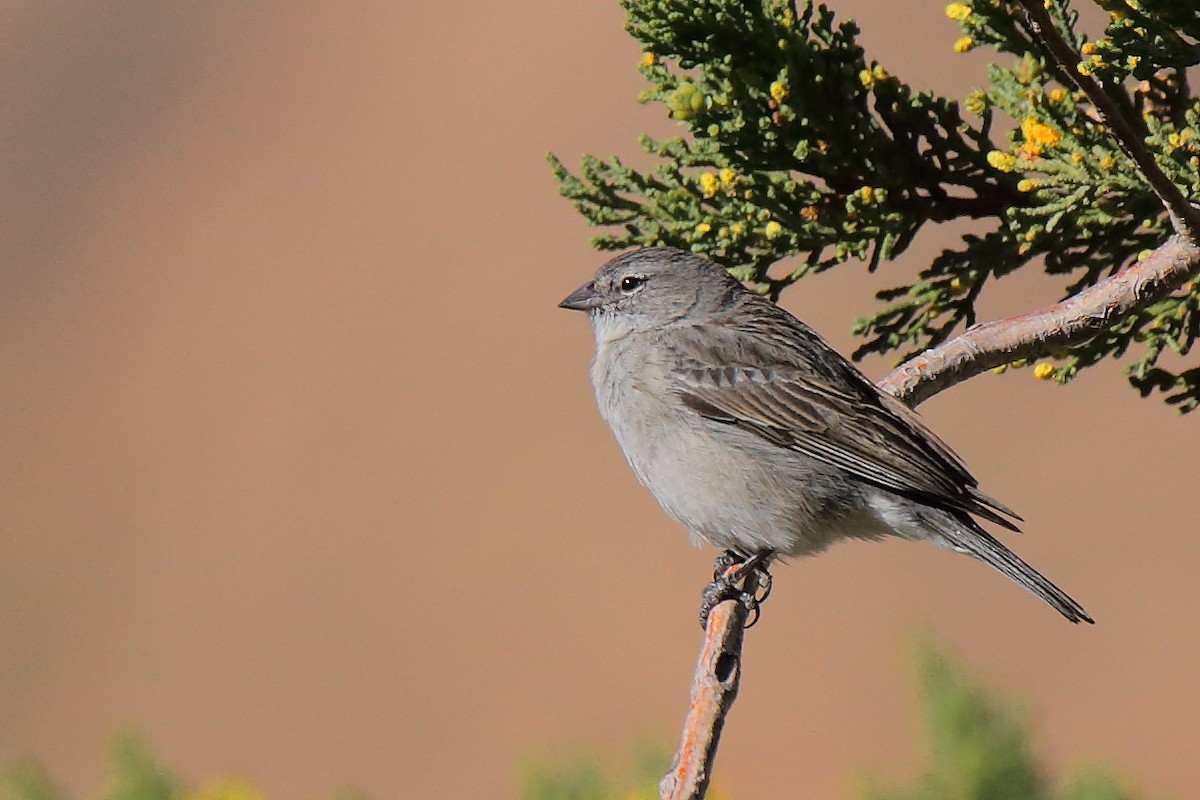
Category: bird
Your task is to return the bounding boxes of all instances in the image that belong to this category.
[559,246,1092,626]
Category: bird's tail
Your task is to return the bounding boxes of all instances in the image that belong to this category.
[938,520,1093,624]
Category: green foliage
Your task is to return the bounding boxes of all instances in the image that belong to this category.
[548,0,1200,411]
[0,649,1151,800]
[517,745,719,800]
[516,647,1142,800]
[519,758,610,800]
[858,646,1135,800]
[0,760,66,800]
[101,735,185,800]
[1086,0,1200,82]
[0,734,354,800]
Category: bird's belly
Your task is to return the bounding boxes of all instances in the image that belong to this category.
[607,399,883,556]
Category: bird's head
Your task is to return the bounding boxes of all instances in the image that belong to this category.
[559,247,741,341]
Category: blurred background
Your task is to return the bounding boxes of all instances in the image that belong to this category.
[1,1,1197,798]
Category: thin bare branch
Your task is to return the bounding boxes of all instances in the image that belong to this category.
[1015,0,1200,237]
[879,235,1200,406]
[660,569,759,800]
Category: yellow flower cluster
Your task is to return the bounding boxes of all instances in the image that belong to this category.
[1033,362,1056,380]
[769,80,789,104]
[1167,130,1194,151]
[953,37,974,53]
[640,52,656,68]
[764,221,783,238]
[945,2,972,20]
[697,169,739,199]
[1018,116,1061,157]
[858,64,891,89]
[986,150,1016,172]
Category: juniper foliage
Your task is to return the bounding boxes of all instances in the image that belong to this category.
[549,0,1200,411]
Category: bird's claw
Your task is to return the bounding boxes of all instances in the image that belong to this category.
[712,549,743,580]
[699,550,774,629]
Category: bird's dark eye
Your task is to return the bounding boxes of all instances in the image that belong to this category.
[620,275,646,293]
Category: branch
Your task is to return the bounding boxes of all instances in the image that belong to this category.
[878,234,1200,406]
[659,568,759,800]
[1015,0,1200,237]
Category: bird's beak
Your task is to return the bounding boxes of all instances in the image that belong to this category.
[558,281,602,312]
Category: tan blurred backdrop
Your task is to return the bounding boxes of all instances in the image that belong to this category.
[0,2,1196,798]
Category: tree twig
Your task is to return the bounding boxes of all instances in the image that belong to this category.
[659,567,759,800]
[1015,0,1200,237]
[877,234,1200,406]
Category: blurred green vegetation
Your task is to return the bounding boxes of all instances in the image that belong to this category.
[0,734,362,800]
[516,744,733,800]
[1,647,1147,800]
[856,645,1135,800]
[517,645,1143,800]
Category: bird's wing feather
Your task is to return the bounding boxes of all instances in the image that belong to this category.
[665,297,1021,530]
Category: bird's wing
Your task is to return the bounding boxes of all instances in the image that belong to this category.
[665,299,1021,530]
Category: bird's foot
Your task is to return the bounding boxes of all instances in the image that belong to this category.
[699,549,774,630]
[711,549,744,579]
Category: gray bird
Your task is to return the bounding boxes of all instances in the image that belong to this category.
[560,247,1091,625]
